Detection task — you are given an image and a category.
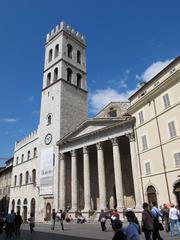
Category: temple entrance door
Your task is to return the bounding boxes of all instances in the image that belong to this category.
[46,203,51,221]
[147,186,157,205]
[174,182,180,207]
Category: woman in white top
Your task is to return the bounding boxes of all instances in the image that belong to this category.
[169,203,180,238]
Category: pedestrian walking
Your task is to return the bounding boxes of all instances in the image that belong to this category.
[51,209,56,230]
[142,202,154,240]
[150,202,163,240]
[5,210,15,239]
[111,209,120,227]
[28,213,35,233]
[161,203,170,232]
[0,214,5,235]
[169,203,180,238]
[14,211,23,237]
[125,211,141,240]
[58,209,65,230]
[98,209,107,232]
[112,219,126,240]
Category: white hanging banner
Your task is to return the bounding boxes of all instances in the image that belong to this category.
[40,146,54,195]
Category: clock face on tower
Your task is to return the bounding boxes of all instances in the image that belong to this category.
[45,133,52,145]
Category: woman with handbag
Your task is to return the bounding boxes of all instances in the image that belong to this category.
[169,203,180,238]
[142,202,154,240]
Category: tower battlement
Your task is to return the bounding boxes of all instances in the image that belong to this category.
[46,21,86,45]
[15,130,38,150]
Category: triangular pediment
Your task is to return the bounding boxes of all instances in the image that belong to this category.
[59,118,124,143]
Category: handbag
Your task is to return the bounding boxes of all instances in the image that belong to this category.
[158,222,164,231]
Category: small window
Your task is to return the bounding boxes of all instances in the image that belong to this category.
[67,44,73,58]
[47,114,52,125]
[19,174,23,186]
[67,68,72,82]
[33,148,37,158]
[21,154,24,163]
[174,153,180,167]
[54,68,58,82]
[77,73,81,88]
[27,151,30,160]
[163,93,170,109]
[47,73,51,86]
[145,162,151,175]
[168,121,176,138]
[14,175,17,186]
[16,157,19,165]
[77,50,81,64]
[138,111,144,124]
[55,44,59,58]
[108,110,117,117]
[48,49,53,62]
[32,169,36,184]
[25,171,29,184]
[142,135,148,150]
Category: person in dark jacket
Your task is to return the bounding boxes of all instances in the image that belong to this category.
[112,219,126,240]
[98,209,107,231]
[14,211,23,236]
[142,202,154,240]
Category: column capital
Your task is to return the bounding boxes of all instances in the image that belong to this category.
[59,152,65,160]
[111,137,118,146]
[96,142,103,150]
[83,146,89,154]
[70,150,76,157]
[126,132,135,142]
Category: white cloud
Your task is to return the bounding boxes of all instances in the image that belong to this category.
[26,96,34,102]
[89,88,137,114]
[0,118,19,123]
[136,59,173,82]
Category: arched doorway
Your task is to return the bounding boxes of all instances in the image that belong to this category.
[30,198,36,220]
[16,199,21,213]
[46,203,51,221]
[147,186,157,205]
[11,199,15,211]
[174,182,180,207]
[23,199,28,222]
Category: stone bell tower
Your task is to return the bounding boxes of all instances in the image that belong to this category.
[38,21,88,214]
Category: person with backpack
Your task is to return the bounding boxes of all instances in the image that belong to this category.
[51,209,56,230]
[150,202,163,240]
[59,209,65,230]
[98,209,107,232]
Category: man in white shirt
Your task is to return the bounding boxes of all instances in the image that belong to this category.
[169,203,180,238]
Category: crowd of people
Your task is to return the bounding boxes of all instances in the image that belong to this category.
[0,209,35,238]
[1,202,180,239]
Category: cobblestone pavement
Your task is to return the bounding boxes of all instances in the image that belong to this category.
[0,220,180,240]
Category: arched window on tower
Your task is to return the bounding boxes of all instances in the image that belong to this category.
[19,173,23,186]
[25,171,29,184]
[54,68,58,82]
[32,169,36,184]
[48,49,53,62]
[47,114,52,125]
[14,175,17,186]
[67,44,73,58]
[77,50,81,64]
[67,68,72,83]
[55,44,59,58]
[33,147,37,158]
[27,151,30,160]
[77,73,82,88]
[47,73,51,86]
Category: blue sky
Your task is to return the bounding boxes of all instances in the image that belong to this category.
[0,0,180,161]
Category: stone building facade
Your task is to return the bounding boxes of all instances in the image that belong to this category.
[128,57,180,207]
[0,158,13,216]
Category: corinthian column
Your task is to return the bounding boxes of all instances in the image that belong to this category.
[96,142,107,210]
[82,146,91,212]
[59,153,65,210]
[111,138,124,211]
[71,150,78,211]
[127,132,142,210]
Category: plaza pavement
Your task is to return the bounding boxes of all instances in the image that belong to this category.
[0,220,179,240]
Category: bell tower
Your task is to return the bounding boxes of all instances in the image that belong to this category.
[38,22,88,212]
